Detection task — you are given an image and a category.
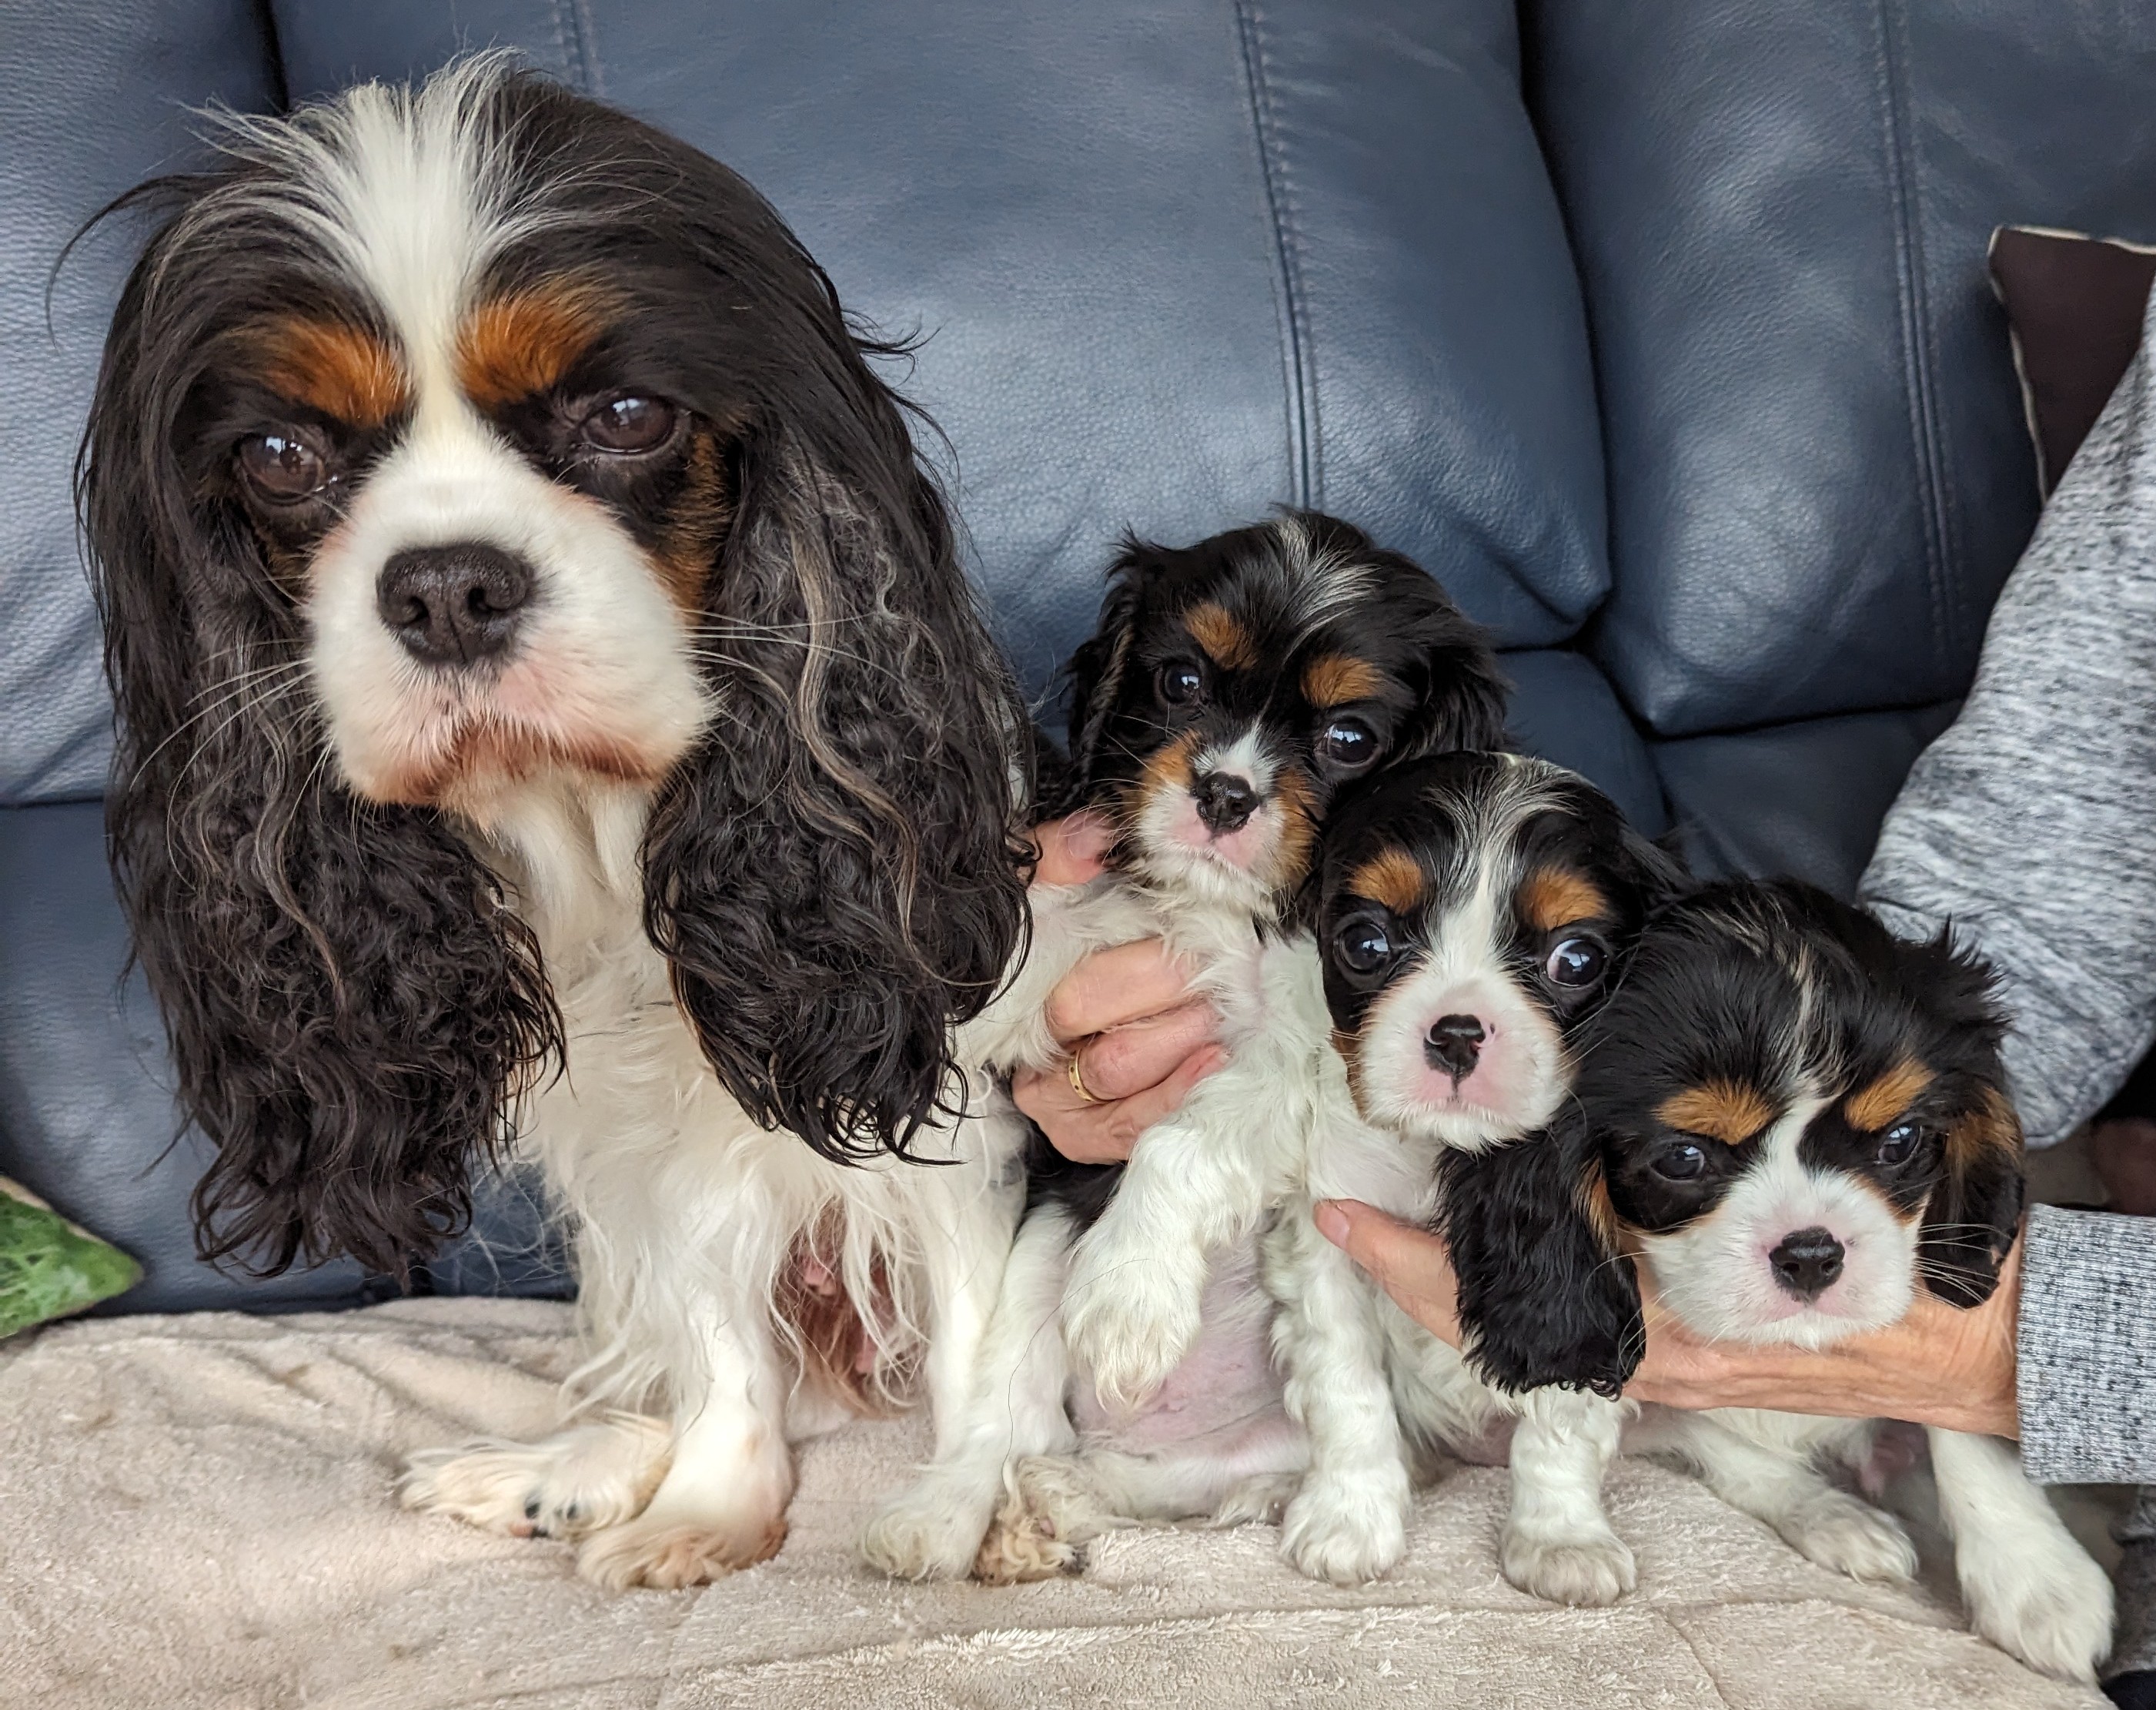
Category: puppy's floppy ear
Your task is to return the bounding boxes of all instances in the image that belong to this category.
[1388,572,1509,757]
[1894,928,2024,1307]
[1055,541,1149,811]
[81,220,560,1278]
[1437,1109,1643,1397]
[1922,1083,2027,1307]
[644,404,1030,1163]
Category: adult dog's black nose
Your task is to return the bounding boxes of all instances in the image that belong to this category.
[1768,1226,1845,1300]
[1193,771,1259,834]
[377,543,533,665]
[1424,1013,1486,1080]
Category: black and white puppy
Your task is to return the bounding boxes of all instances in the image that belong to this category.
[1571,882,2114,1681]
[1310,752,1683,1601]
[860,514,1507,1585]
[82,59,1034,1589]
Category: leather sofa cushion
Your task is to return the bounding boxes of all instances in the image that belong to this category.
[1526,0,2156,738]
[0,0,278,806]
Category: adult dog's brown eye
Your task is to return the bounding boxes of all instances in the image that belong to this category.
[236,431,329,503]
[1158,661,1204,705]
[580,395,677,453]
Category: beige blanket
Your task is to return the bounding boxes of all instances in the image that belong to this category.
[0,1298,2104,1709]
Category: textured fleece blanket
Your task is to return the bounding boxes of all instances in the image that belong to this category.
[0,1298,2104,1709]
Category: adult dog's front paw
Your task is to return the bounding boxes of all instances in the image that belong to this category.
[859,1480,992,1581]
[1060,1242,1200,1410]
[1501,1522,1636,1608]
[1959,1525,2116,1682]
[1279,1473,1409,1585]
[399,1414,670,1541]
[576,1508,787,1591]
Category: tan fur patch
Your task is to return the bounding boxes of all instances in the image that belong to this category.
[1267,765,1319,891]
[1946,1084,2024,1172]
[1657,1079,1775,1146]
[1348,845,1424,915]
[257,316,410,427]
[1127,728,1202,829]
[1579,1172,1620,1255]
[1518,866,1610,933]
[772,1214,914,1421]
[1185,601,1258,671]
[653,427,733,616]
[1844,1057,1935,1133]
[456,281,615,411]
[1301,652,1382,708]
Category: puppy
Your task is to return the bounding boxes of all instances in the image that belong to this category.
[1307,752,1683,1599]
[859,512,1507,1585]
[82,58,1033,1589]
[1567,880,2114,1680]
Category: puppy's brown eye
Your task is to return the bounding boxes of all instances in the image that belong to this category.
[236,431,329,503]
[1877,1123,1921,1166]
[1333,915,1396,976]
[1545,935,1606,989]
[1158,661,1204,705]
[1316,717,1379,772]
[580,395,677,453]
[1653,1141,1707,1181]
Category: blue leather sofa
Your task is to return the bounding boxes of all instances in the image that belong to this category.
[3,1,2154,1317]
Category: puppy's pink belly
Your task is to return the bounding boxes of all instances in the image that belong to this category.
[1069,1246,1299,1466]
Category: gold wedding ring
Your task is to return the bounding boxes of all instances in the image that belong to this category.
[1066,1052,1102,1104]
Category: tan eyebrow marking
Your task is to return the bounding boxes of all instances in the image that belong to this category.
[1518,866,1610,934]
[257,316,410,427]
[1347,846,1424,915]
[1185,601,1258,671]
[456,280,616,411]
[1657,1080,1775,1146]
[1947,1083,2023,1171]
[1301,652,1382,708]
[1843,1057,1935,1133]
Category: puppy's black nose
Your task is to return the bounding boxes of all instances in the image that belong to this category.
[1768,1226,1845,1300]
[1193,771,1259,834]
[1424,1014,1486,1081]
[377,543,533,665]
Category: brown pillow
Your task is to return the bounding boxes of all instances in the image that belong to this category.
[1989,225,2156,497]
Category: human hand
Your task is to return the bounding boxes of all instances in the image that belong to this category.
[1314,1199,2022,1439]
[1012,815,1226,1165]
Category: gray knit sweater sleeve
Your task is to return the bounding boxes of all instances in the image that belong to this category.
[2016,1205,2156,1484]
[1860,288,2156,1150]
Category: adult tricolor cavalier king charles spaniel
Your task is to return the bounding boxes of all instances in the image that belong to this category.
[82,59,1032,1588]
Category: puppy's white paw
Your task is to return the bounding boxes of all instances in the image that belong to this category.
[1960,1528,2116,1683]
[1279,1474,1409,1586]
[972,1457,1109,1585]
[399,1414,670,1541]
[1210,1471,1302,1529]
[1779,1492,1917,1585]
[859,1480,992,1581]
[1059,1257,1199,1412]
[1501,1524,1637,1608]
[575,1507,786,1591]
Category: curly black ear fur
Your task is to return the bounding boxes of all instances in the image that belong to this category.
[81,204,561,1279]
[643,417,1030,1163]
[1051,544,1148,816]
[1437,1111,1643,1397]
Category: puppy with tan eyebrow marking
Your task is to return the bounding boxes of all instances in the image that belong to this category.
[859,512,1509,1587]
[1543,880,2114,1680]
[1310,751,1685,1604]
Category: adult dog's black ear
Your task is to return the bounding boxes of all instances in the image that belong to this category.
[643,393,1030,1163]
[80,219,560,1279]
[1437,1112,1643,1397]
[1055,544,1149,810]
[1921,1083,2027,1307]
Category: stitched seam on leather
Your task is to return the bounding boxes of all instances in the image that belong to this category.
[1873,0,1954,672]
[572,0,607,99]
[1235,0,1317,508]
[549,0,597,96]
